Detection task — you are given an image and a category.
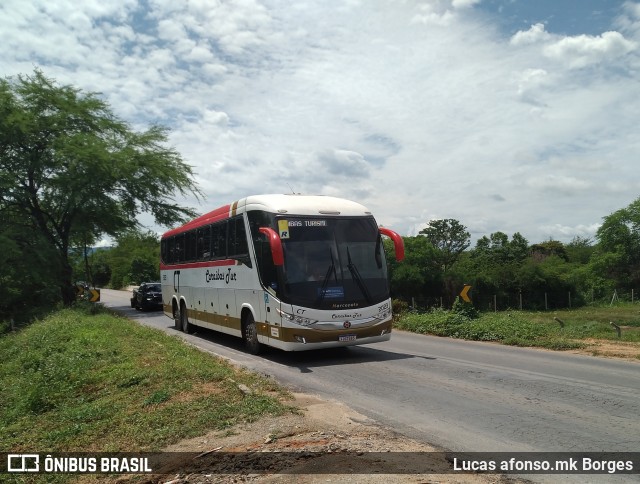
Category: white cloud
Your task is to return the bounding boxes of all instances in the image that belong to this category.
[615,1,640,34]
[526,175,593,194]
[544,31,637,68]
[452,0,481,8]
[510,23,550,46]
[510,22,637,69]
[1,0,639,243]
[539,223,602,240]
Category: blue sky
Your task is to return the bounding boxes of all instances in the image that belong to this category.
[478,0,621,35]
[1,0,639,245]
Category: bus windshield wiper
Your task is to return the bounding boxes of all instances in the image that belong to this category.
[317,248,338,305]
[347,247,372,304]
[374,234,383,269]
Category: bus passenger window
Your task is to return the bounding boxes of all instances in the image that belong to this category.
[211,223,224,259]
[233,217,249,255]
[197,226,211,260]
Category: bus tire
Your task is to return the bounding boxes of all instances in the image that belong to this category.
[181,303,193,334]
[243,313,260,355]
[173,303,181,330]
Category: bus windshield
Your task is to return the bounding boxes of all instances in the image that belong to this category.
[278,216,389,309]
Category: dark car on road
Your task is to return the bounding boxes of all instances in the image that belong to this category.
[131,282,163,311]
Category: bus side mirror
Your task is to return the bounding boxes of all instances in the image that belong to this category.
[379,227,405,262]
[259,227,285,266]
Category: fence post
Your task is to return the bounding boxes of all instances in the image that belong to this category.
[519,290,522,310]
[545,292,548,311]
[493,295,497,312]
[610,290,619,305]
[568,291,571,309]
[610,321,621,338]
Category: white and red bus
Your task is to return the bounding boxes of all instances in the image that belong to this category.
[160,194,404,353]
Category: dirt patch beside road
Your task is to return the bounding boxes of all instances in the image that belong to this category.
[102,393,524,484]
[569,338,640,361]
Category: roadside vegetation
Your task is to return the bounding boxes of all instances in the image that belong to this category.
[384,199,640,314]
[0,303,294,453]
[1,68,639,340]
[1,69,200,325]
[394,300,640,357]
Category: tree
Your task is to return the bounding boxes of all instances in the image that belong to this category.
[385,236,442,304]
[472,231,529,265]
[0,223,61,324]
[565,236,594,264]
[104,229,161,288]
[418,219,470,272]
[509,232,530,262]
[530,240,568,262]
[468,232,531,309]
[592,197,640,291]
[0,70,200,307]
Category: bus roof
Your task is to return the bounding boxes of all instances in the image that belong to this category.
[162,194,373,238]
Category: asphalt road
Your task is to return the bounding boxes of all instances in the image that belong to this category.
[101,289,640,457]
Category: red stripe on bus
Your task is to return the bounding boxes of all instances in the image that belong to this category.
[160,259,238,270]
[162,204,232,238]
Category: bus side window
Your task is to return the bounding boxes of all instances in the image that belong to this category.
[161,239,168,264]
[175,234,184,262]
[233,217,249,256]
[197,226,211,260]
[229,216,251,267]
[167,237,175,264]
[185,230,196,261]
[211,223,225,259]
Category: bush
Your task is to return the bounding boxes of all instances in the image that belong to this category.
[451,296,479,319]
[392,298,410,318]
[72,300,108,315]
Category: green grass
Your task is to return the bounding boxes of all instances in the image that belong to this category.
[0,304,294,454]
[395,303,640,351]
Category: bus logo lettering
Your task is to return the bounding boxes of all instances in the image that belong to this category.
[205,268,237,284]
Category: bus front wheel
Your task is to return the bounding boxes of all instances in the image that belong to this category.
[243,313,260,355]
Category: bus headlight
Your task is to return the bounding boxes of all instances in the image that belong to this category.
[374,310,390,322]
[276,308,318,326]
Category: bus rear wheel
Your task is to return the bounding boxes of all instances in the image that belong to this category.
[243,313,260,355]
[181,303,193,334]
[173,303,181,330]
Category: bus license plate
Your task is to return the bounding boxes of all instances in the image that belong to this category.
[339,334,356,342]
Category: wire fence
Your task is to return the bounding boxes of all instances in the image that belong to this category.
[405,288,640,312]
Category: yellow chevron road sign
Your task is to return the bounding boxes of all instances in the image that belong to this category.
[460,284,472,303]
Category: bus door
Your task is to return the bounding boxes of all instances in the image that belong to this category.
[263,290,280,341]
